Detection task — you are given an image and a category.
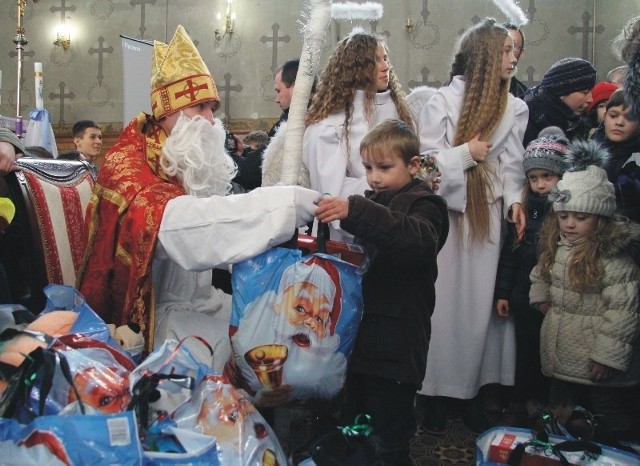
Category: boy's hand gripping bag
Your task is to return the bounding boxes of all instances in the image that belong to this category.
[225,226,365,401]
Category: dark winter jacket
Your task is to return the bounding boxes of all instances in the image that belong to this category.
[592,126,640,223]
[339,179,449,385]
[495,191,551,312]
[509,76,528,100]
[523,86,591,146]
[268,108,289,139]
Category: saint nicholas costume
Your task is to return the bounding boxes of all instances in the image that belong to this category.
[77,26,312,370]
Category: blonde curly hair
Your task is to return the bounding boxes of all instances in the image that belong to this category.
[450,18,511,244]
[305,31,413,156]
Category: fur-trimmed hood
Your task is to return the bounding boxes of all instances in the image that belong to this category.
[593,218,640,259]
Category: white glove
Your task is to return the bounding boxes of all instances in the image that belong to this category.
[293,186,320,226]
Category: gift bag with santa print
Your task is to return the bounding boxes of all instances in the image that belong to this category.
[155,374,287,466]
[225,236,365,401]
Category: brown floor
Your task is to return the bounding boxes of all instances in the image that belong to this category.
[411,397,478,466]
[410,417,477,465]
[281,397,482,465]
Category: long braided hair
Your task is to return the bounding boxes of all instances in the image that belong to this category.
[450,18,511,244]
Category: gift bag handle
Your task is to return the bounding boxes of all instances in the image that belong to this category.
[37,348,86,416]
[317,221,330,254]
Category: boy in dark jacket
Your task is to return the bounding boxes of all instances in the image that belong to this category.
[316,119,449,465]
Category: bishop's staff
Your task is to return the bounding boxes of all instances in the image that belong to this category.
[13,0,39,137]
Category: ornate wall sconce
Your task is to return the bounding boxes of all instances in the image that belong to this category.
[215,0,236,41]
[53,20,71,50]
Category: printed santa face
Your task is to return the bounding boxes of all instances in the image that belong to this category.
[231,258,348,399]
[276,281,332,345]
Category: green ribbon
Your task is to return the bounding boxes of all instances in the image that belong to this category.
[20,353,37,387]
[339,414,373,438]
[528,439,554,456]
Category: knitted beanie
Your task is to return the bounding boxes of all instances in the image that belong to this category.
[550,140,615,217]
[522,131,569,175]
[539,58,597,97]
[586,81,619,112]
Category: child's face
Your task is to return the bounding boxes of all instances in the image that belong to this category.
[560,90,593,115]
[527,168,560,196]
[604,104,639,143]
[558,211,598,242]
[500,36,517,80]
[362,150,420,193]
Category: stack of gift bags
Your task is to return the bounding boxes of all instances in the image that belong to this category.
[0,284,286,465]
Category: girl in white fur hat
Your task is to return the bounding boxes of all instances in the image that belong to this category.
[530,140,640,441]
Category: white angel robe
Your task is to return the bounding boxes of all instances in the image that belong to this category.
[418,76,528,399]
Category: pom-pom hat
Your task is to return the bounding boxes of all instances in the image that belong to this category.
[550,140,616,217]
[522,128,569,175]
[538,58,597,97]
[150,25,220,120]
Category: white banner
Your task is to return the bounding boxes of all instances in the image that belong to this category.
[120,35,153,124]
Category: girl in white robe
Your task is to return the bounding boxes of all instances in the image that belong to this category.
[302,30,413,242]
[417,18,528,433]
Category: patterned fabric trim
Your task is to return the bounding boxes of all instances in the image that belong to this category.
[24,170,94,286]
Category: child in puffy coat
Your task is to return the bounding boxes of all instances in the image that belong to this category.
[530,140,640,441]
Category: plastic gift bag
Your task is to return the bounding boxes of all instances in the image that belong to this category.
[129,338,211,432]
[226,227,365,401]
[42,284,119,348]
[0,339,133,423]
[0,411,142,465]
[475,426,640,465]
[169,374,287,466]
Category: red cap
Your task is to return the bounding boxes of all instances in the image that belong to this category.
[587,82,619,113]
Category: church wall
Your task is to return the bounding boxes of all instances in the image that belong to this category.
[0,0,637,150]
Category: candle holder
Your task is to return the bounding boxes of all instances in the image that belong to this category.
[54,21,71,50]
[214,0,236,41]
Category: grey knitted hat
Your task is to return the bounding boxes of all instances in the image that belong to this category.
[550,140,615,217]
[522,132,568,175]
[539,58,597,97]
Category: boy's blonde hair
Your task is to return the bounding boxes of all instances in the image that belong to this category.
[360,119,419,164]
[450,18,511,244]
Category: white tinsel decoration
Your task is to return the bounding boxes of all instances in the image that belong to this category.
[331,2,383,21]
[491,0,528,26]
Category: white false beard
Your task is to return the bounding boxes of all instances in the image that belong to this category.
[161,113,237,198]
